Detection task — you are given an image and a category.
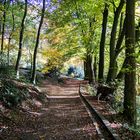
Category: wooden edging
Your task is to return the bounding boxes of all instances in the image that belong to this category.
[80,94,105,140]
[79,88,121,140]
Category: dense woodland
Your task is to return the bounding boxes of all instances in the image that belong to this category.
[0,0,140,138]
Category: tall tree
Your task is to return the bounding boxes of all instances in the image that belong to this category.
[1,0,6,54]
[15,0,27,79]
[31,0,45,84]
[123,0,137,125]
[98,3,108,82]
[84,18,96,84]
[7,1,15,65]
[106,0,125,83]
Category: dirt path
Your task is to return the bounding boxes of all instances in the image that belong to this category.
[37,78,98,140]
[0,78,98,140]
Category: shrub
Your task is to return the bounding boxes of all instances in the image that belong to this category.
[0,79,29,108]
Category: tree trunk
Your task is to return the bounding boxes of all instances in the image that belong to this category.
[106,0,125,83]
[7,4,15,65]
[0,18,1,35]
[123,0,137,125]
[15,0,27,79]
[138,74,140,85]
[116,59,126,80]
[84,54,94,84]
[93,56,97,81]
[1,0,6,54]
[98,3,108,82]
[31,0,45,84]
[114,18,126,59]
[87,55,93,84]
[135,22,140,42]
[84,60,88,80]
[119,12,124,37]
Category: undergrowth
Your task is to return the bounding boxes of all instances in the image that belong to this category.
[0,79,29,108]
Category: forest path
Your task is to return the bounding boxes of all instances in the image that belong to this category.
[0,77,98,140]
[36,77,98,140]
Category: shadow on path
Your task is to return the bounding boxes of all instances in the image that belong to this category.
[0,78,98,140]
